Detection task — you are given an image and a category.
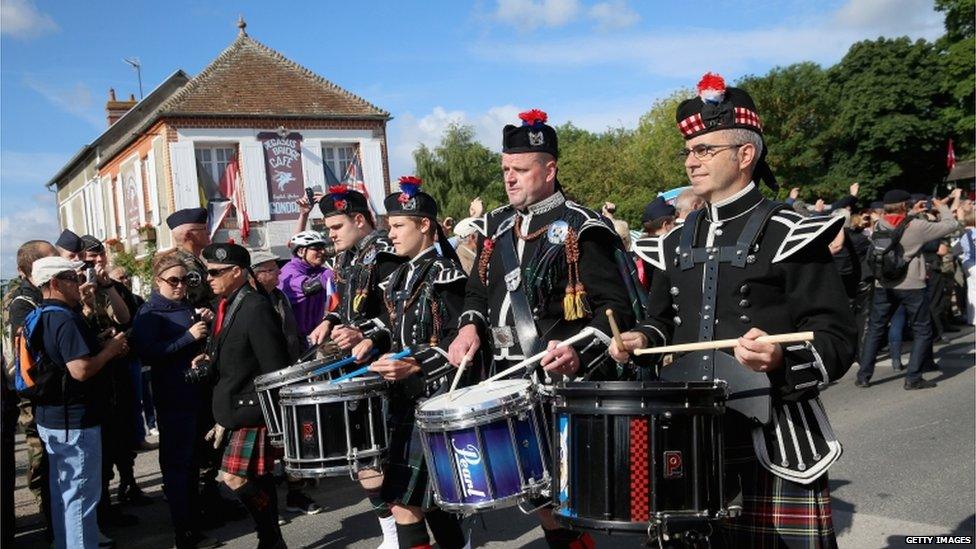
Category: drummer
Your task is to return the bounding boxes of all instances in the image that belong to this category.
[611,73,856,545]
[352,176,472,549]
[447,109,634,549]
[306,185,405,548]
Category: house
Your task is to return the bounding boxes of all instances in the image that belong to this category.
[47,18,391,260]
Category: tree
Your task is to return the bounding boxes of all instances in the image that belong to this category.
[412,123,505,221]
[935,0,975,158]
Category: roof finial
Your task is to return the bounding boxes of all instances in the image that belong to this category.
[237,14,247,36]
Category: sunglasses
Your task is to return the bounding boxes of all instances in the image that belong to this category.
[158,275,191,287]
[206,266,236,278]
[55,272,82,284]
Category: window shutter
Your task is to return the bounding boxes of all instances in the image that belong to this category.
[146,150,161,226]
[133,158,147,225]
[240,141,270,221]
[169,141,200,210]
[301,142,326,219]
[114,177,127,239]
[360,139,387,214]
[102,176,116,238]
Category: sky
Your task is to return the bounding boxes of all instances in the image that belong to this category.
[0,0,946,277]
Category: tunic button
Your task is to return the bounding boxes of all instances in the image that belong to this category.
[670,287,680,296]
[746,255,756,264]
[739,315,751,323]
[673,316,682,326]
[739,284,750,296]
[739,299,751,308]
[671,303,679,311]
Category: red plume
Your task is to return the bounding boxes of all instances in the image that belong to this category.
[696,72,726,94]
[328,184,348,196]
[518,109,548,126]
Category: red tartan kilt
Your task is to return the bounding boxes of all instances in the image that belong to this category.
[220,426,282,478]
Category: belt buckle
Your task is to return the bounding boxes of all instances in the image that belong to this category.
[504,269,521,292]
[491,326,515,349]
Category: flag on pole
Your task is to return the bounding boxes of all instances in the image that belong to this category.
[947,138,956,173]
[344,147,380,220]
[214,152,250,241]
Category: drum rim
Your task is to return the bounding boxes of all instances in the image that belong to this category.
[279,376,388,399]
[416,379,537,421]
[254,356,341,390]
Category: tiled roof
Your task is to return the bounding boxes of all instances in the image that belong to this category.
[160,33,389,119]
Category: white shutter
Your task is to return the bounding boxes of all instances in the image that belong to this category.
[240,141,270,221]
[145,150,161,225]
[169,141,200,210]
[114,177,127,238]
[301,142,326,219]
[93,179,106,239]
[133,158,147,225]
[360,139,387,214]
[102,176,116,238]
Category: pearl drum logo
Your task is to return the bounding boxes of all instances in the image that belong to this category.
[451,438,488,499]
[664,450,683,479]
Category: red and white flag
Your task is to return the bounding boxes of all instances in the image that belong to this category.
[947,138,956,173]
[212,152,250,240]
[344,147,380,220]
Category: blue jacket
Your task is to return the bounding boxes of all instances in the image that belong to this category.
[131,291,207,414]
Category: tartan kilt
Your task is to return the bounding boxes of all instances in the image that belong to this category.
[715,437,837,549]
[380,390,433,509]
[220,426,281,479]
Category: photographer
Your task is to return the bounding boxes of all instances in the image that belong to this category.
[131,252,217,549]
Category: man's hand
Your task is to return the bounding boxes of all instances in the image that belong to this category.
[469,197,484,218]
[331,325,364,350]
[789,187,800,200]
[205,424,227,450]
[448,324,480,366]
[191,354,210,368]
[369,355,421,381]
[540,340,581,377]
[308,320,333,345]
[608,331,648,363]
[104,332,129,358]
[814,198,826,213]
[849,182,860,197]
[188,321,209,341]
[352,339,374,363]
[733,327,783,373]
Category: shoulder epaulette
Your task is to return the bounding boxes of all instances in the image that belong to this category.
[769,211,845,263]
[431,258,467,286]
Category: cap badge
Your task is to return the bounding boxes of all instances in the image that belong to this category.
[215,248,228,260]
[528,131,545,147]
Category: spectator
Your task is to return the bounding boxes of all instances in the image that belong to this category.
[54,229,82,261]
[279,231,335,341]
[856,189,962,390]
[452,217,481,275]
[601,201,617,219]
[130,252,217,549]
[249,250,323,517]
[641,196,676,237]
[957,209,976,324]
[4,240,56,540]
[612,218,631,251]
[673,187,703,222]
[31,256,128,549]
[108,266,156,437]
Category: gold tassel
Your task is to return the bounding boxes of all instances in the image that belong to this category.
[574,283,589,319]
[352,291,365,312]
[563,285,578,321]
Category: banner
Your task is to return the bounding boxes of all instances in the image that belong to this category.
[121,162,141,245]
[258,132,305,221]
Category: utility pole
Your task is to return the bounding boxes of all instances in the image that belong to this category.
[123,57,143,99]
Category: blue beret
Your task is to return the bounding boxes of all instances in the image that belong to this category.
[55,229,81,253]
[642,197,676,224]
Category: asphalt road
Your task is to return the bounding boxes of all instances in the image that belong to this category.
[13,326,975,548]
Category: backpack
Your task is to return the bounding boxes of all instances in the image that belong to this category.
[13,304,70,401]
[867,216,916,283]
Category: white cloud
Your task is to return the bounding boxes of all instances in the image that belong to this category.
[0,196,59,279]
[589,1,640,31]
[0,0,58,39]
[494,0,581,30]
[1,151,70,187]
[23,76,103,129]
[474,0,943,76]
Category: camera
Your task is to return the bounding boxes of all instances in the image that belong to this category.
[184,357,214,385]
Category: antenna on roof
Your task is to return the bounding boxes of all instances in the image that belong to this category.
[123,57,143,100]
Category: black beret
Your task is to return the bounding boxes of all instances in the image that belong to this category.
[502,109,559,159]
[201,243,251,268]
[166,207,208,229]
[869,201,884,210]
[384,176,438,220]
[910,193,928,204]
[883,190,911,205]
[55,229,82,253]
[641,196,676,224]
[79,235,104,253]
[319,185,371,218]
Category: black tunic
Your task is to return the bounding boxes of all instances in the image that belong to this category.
[633,182,856,483]
[460,191,634,378]
[323,230,404,336]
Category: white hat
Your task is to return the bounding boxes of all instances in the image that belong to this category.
[249,250,279,268]
[32,256,84,287]
[453,217,482,239]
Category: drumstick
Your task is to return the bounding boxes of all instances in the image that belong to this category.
[605,309,625,350]
[484,328,594,383]
[310,350,377,378]
[332,348,412,383]
[296,340,326,363]
[633,331,814,355]
[448,354,471,398]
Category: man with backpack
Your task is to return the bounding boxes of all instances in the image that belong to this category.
[856,188,962,390]
[21,256,129,548]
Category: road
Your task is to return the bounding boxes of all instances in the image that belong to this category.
[13,326,975,548]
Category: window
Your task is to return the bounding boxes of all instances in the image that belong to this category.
[322,144,358,184]
[195,146,237,201]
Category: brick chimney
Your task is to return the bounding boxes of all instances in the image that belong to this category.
[105,88,138,127]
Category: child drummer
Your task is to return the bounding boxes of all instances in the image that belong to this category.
[352,176,475,549]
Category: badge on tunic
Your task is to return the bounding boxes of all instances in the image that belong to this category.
[363,249,377,265]
[547,220,569,244]
[491,326,515,348]
[504,268,521,292]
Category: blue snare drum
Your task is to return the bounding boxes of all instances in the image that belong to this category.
[416,379,551,513]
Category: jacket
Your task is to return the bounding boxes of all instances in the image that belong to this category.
[278,257,332,338]
[875,205,960,290]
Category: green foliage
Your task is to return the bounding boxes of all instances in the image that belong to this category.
[111,243,156,297]
[934,0,975,158]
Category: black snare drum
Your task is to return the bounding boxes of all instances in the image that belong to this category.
[553,380,730,538]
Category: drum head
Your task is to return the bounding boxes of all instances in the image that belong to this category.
[417,379,534,423]
[254,356,335,391]
[280,375,388,400]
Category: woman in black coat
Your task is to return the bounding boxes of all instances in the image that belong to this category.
[131,252,217,549]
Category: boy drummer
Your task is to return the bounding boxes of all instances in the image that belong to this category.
[352,177,472,549]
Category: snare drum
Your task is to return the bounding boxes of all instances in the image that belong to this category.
[254,352,348,447]
[416,379,551,513]
[279,376,389,478]
[553,380,729,537]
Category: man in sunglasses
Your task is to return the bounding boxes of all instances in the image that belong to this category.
[167,208,215,309]
[196,243,290,549]
[613,73,855,546]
